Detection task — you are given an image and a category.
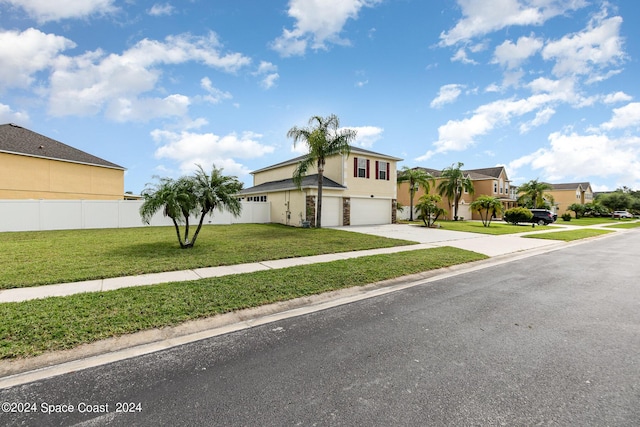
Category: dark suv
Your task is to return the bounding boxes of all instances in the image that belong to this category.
[529,209,557,225]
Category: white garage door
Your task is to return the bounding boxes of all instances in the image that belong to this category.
[320,196,341,227]
[350,198,391,226]
[457,202,471,221]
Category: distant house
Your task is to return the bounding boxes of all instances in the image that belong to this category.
[0,123,125,200]
[397,166,517,220]
[546,182,594,216]
[239,147,402,227]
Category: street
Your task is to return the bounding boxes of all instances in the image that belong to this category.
[2,230,639,426]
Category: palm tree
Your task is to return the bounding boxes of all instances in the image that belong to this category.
[140,175,197,248]
[397,166,435,221]
[517,179,553,209]
[470,195,503,227]
[415,194,447,227]
[140,165,243,248]
[287,114,357,228]
[437,162,474,221]
[189,164,243,248]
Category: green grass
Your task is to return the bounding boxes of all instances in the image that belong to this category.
[523,229,613,241]
[424,220,536,235]
[0,247,486,359]
[604,222,640,229]
[558,217,637,226]
[0,224,417,289]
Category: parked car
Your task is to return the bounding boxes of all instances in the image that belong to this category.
[529,209,557,225]
[611,210,633,219]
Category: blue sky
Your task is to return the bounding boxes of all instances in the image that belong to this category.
[1,0,639,194]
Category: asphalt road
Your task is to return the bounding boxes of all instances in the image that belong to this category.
[2,231,639,426]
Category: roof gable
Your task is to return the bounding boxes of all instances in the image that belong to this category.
[414,166,508,181]
[548,182,592,191]
[0,123,124,170]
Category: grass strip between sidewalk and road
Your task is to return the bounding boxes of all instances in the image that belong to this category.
[523,229,613,241]
[0,247,486,359]
[0,224,416,290]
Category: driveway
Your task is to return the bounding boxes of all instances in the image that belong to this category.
[333,223,565,257]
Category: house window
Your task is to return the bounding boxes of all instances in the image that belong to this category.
[493,181,498,193]
[376,161,389,180]
[499,180,504,194]
[354,157,370,178]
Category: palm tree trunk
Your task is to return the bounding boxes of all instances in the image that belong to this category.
[316,170,323,228]
[409,184,415,222]
[188,210,208,248]
[172,218,186,249]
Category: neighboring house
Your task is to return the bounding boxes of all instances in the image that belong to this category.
[239,147,402,227]
[0,123,125,200]
[546,182,594,216]
[397,166,517,220]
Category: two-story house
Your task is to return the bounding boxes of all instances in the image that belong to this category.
[546,182,594,216]
[239,147,402,227]
[397,166,516,221]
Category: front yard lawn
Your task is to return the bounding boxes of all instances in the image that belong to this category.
[523,229,613,241]
[558,217,637,226]
[425,220,538,235]
[0,247,486,359]
[0,224,416,289]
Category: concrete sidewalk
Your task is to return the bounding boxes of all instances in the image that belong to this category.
[0,222,621,304]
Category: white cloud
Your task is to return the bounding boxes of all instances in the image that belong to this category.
[0,102,29,124]
[200,77,233,103]
[423,91,568,158]
[252,61,279,89]
[451,48,477,64]
[260,73,280,89]
[271,0,382,57]
[0,28,75,90]
[601,102,640,130]
[509,131,640,183]
[1,0,117,23]
[148,3,175,16]
[440,0,587,46]
[430,84,465,108]
[48,33,251,120]
[602,91,632,104]
[106,94,190,122]
[541,13,624,79]
[152,129,276,176]
[519,107,555,133]
[346,126,383,148]
[492,35,543,69]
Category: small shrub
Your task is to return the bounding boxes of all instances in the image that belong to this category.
[503,207,533,225]
[561,213,572,221]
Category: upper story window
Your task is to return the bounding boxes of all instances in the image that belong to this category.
[354,157,370,178]
[376,161,389,180]
[499,180,504,194]
[493,181,498,193]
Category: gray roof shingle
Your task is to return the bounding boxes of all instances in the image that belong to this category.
[0,123,124,170]
[239,174,346,194]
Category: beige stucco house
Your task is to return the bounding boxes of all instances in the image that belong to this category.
[397,166,517,220]
[546,182,594,216]
[239,147,402,227]
[0,123,125,200]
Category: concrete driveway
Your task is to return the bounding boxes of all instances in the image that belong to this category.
[333,223,565,257]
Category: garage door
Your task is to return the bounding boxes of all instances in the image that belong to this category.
[350,198,391,226]
[320,196,341,227]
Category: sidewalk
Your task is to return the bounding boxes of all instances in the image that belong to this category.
[0,222,624,304]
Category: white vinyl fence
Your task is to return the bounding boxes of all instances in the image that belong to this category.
[0,200,271,232]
